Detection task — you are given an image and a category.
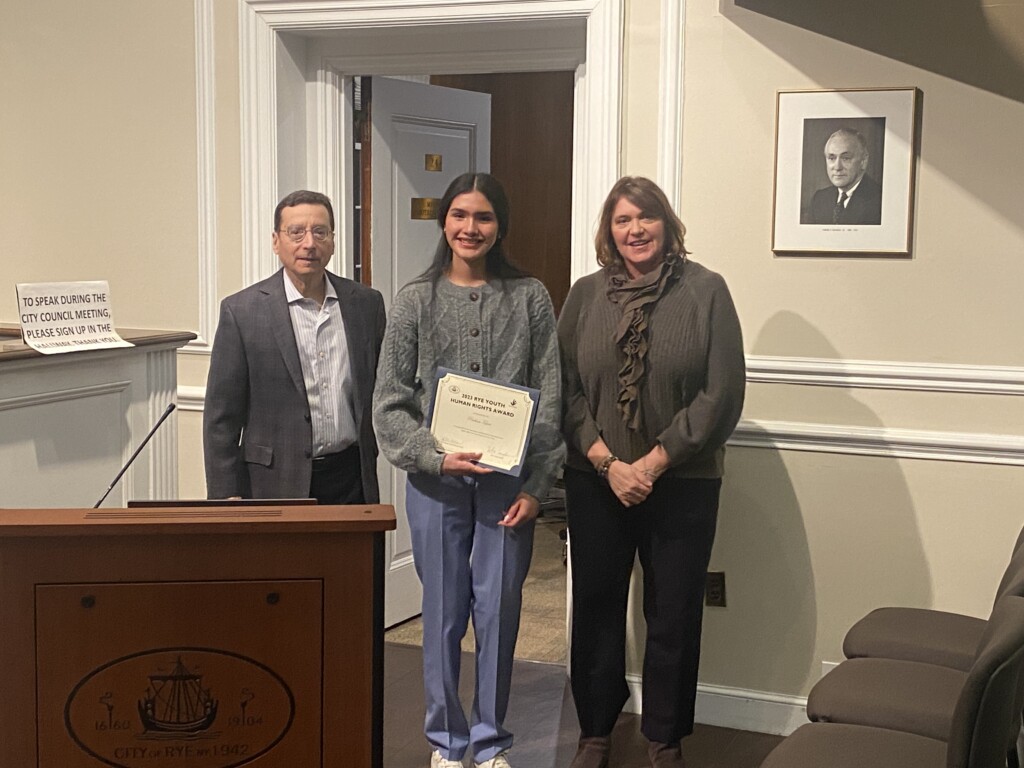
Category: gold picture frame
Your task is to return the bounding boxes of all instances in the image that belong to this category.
[772,87,921,255]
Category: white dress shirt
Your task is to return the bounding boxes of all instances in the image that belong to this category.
[284,273,358,457]
[837,177,864,206]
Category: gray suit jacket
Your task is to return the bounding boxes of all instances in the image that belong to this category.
[203,269,386,502]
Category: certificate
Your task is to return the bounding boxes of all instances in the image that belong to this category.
[429,368,539,476]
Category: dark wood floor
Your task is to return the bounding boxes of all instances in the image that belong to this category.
[384,643,782,768]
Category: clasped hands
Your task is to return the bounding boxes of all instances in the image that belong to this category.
[606,459,657,508]
[588,440,670,508]
[440,451,539,528]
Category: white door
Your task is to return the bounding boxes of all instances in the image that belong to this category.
[370,76,491,627]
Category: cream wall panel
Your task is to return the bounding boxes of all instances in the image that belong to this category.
[177,351,216,391]
[0,0,200,332]
[177,407,207,500]
[681,4,1024,367]
[703,447,1024,697]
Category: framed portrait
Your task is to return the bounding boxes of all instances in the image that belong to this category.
[771,87,920,255]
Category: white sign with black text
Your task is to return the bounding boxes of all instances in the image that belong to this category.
[15,281,133,355]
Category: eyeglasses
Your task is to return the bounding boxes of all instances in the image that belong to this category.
[279,225,333,243]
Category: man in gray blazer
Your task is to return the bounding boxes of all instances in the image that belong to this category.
[204,190,386,504]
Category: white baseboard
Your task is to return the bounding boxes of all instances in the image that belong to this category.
[623,674,807,736]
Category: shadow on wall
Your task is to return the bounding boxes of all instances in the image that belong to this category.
[723,0,1024,242]
[727,0,1024,105]
[704,437,814,695]
[701,311,932,696]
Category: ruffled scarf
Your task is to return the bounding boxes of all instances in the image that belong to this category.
[606,254,682,430]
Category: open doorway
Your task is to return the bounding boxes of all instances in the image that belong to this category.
[353,72,573,313]
[428,72,574,313]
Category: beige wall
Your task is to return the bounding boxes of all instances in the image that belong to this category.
[5,0,1023,714]
[1,0,200,331]
[679,1,1024,699]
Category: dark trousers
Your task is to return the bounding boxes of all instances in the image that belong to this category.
[309,444,364,505]
[565,466,721,743]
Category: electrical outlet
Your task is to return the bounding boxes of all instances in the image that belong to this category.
[705,571,726,607]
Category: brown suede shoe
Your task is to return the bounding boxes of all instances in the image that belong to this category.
[647,740,686,768]
[569,736,610,768]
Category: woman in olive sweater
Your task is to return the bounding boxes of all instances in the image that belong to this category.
[559,176,746,768]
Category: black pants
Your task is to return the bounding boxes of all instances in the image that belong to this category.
[565,466,720,743]
[309,444,364,505]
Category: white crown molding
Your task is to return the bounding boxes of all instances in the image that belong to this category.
[241,0,611,26]
[182,0,217,355]
[657,0,684,209]
[733,419,1024,466]
[746,355,1024,396]
[176,385,207,412]
[241,0,623,287]
[0,381,130,412]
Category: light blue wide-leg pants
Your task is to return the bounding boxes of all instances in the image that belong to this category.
[406,471,535,763]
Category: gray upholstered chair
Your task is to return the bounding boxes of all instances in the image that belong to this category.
[760,595,1024,768]
[843,525,1024,670]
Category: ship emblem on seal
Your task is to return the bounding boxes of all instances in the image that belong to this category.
[138,656,219,735]
[65,647,295,768]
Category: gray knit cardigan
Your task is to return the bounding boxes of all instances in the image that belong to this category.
[372,276,565,501]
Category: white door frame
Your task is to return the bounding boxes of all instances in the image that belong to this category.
[238,0,627,287]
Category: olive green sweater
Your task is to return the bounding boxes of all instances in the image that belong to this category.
[558,260,746,478]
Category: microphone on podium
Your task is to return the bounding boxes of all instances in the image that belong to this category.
[93,403,177,508]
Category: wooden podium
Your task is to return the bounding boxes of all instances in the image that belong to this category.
[0,504,396,768]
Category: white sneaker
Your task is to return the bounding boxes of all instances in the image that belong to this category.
[475,750,512,768]
[431,750,464,768]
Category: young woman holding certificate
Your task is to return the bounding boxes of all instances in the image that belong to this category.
[559,177,746,768]
[373,173,564,768]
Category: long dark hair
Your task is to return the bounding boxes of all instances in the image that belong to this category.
[414,172,528,284]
